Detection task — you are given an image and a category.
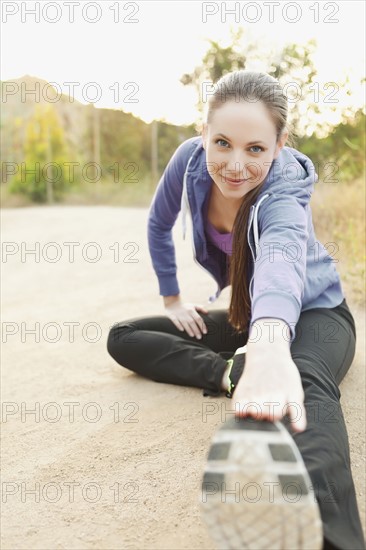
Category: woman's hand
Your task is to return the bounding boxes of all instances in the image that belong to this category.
[164,298,209,339]
[232,341,307,433]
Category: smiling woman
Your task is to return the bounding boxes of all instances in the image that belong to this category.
[107,69,366,550]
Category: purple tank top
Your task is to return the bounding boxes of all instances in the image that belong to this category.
[203,197,233,256]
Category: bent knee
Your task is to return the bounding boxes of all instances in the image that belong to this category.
[107,322,138,359]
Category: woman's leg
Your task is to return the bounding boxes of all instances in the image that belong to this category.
[107,309,247,397]
[107,300,365,548]
[287,299,365,549]
[200,299,364,550]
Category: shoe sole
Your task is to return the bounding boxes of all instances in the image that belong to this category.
[200,416,323,550]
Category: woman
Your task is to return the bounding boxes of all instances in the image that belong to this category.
[107,71,365,550]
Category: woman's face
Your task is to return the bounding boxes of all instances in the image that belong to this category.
[202,100,288,202]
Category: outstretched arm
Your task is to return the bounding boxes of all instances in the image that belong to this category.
[250,194,309,344]
[232,194,310,431]
[233,317,307,432]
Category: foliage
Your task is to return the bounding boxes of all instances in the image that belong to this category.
[8,104,78,203]
[180,28,248,122]
[298,108,365,183]
[180,29,365,180]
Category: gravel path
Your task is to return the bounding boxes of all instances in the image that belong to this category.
[2,206,365,549]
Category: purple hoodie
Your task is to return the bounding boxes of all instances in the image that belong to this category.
[147,136,345,343]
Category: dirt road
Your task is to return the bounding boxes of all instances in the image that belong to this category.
[2,206,365,549]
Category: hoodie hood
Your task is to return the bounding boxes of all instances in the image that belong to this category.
[258,145,318,205]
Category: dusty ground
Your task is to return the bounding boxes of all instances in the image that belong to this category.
[1,206,365,550]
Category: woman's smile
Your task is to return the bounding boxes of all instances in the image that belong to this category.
[223,175,247,186]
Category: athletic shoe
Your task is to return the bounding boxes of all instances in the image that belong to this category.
[200,415,323,549]
[224,344,247,398]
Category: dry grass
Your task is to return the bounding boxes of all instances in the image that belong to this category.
[310,178,365,306]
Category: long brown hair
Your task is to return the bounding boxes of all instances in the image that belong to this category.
[204,70,296,334]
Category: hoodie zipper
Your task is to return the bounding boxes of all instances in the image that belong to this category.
[247,205,256,301]
[247,194,270,300]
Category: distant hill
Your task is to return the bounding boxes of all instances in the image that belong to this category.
[0,75,197,177]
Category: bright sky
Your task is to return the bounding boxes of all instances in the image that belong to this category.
[1,1,365,126]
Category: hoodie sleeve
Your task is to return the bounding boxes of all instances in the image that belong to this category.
[147,138,196,297]
[249,194,309,344]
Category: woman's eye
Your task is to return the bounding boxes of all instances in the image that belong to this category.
[215,139,229,147]
[249,145,263,153]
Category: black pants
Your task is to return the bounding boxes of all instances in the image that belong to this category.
[107,298,365,550]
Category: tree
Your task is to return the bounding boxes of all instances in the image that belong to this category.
[298,108,366,182]
[180,30,321,139]
[267,40,318,139]
[8,104,76,203]
[180,28,249,127]
[180,30,365,180]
